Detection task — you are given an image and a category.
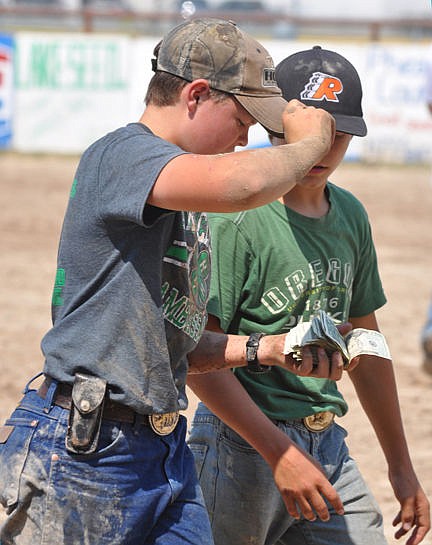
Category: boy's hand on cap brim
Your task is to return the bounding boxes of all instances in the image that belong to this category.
[282,99,336,157]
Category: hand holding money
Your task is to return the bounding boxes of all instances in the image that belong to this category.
[283,310,391,370]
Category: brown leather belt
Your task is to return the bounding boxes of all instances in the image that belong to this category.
[37,378,179,435]
[38,379,149,424]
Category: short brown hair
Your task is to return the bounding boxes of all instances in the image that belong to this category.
[145,71,231,107]
[145,71,188,107]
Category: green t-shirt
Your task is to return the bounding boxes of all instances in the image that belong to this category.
[207,182,386,420]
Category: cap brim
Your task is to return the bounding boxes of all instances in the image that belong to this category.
[235,94,287,138]
[333,114,367,137]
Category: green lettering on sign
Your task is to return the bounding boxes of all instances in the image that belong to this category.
[30,43,59,88]
[19,39,127,90]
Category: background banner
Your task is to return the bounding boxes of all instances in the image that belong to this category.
[0,34,14,150]
[14,32,132,153]
[6,33,432,163]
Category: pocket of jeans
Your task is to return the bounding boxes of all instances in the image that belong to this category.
[0,417,39,508]
[333,421,348,439]
[188,442,208,479]
[220,424,257,454]
[68,420,123,461]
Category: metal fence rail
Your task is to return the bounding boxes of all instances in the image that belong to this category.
[1,5,432,40]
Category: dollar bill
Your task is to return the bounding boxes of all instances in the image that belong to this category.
[344,328,391,360]
[283,310,391,369]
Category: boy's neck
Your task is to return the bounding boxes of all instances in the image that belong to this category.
[280,184,330,218]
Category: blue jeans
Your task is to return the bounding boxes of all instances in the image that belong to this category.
[188,402,387,545]
[0,379,213,545]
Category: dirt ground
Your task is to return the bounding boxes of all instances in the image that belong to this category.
[1,152,432,544]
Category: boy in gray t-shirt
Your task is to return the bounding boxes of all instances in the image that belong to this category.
[0,18,349,545]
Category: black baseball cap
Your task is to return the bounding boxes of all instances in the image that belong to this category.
[275,45,367,137]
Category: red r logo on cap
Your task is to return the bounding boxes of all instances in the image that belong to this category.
[300,72,343,102]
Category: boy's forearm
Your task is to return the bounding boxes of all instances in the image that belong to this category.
[152,104,334,214]
[205,135,331,212]
[188,368,345,521]
[187,330,246,373]
[188,330,279,374]
[188,329,345,379]
[187,370,294,468]
[349,356,413,471]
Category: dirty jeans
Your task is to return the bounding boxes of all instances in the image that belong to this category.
[0,382,213,545]
[188,403,387,545]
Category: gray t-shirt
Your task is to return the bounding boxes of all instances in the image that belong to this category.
[41,123,211,414]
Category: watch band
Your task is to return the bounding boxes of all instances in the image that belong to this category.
[246,332,270,374]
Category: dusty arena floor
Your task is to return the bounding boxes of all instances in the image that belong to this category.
[1,152,432,544]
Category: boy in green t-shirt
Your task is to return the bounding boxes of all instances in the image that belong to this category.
[187,46,430,545]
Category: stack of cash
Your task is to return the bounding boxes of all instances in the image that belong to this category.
[283,310,391,369]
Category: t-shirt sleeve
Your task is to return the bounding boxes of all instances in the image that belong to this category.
[349,211,387,318]
[96,133,185,225]
[207,215,252,332]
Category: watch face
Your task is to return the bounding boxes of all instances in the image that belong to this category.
[246,336,260,361]
[246,333,270,373]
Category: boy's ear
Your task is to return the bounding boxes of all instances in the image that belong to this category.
[188,79,211,104]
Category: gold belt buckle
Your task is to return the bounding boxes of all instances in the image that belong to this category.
[149,411,179,436]
[303,411,334,432]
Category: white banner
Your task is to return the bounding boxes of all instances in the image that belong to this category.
[361,44,432,164]
[248,40,432,164]
[14,32,133,153]
[12,33,432,163]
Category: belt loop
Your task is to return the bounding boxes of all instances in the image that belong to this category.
[43,378,58,413]
[131,413,140,435]
[22,371,44,394]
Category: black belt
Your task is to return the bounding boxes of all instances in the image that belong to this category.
[38,376,180,437]
[37,378,151,425]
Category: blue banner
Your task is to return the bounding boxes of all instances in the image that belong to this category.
[0,34,14,149]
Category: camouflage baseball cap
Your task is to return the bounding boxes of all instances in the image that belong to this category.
[155,17,287,136]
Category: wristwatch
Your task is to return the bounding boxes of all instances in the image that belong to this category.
[246,332,271,374]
